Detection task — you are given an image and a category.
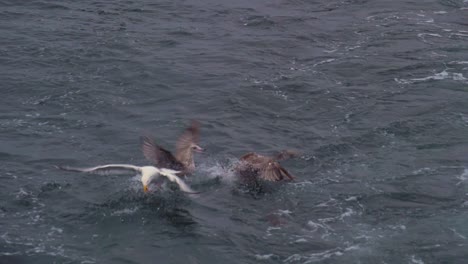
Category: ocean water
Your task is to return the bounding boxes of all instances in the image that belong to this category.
[1,0,468,263]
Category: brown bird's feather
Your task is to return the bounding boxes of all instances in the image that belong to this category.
[141,121,202,175]
[175,121,200,172]
[236,152,295,182]
[278,166,294,181]
[275,149,300,161]
[141,136,185,171]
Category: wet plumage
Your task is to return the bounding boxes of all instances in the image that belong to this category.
[235,150,298,185]
[141,121,203,176]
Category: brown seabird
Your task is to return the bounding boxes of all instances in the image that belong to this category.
[141,121,203,176]
[235,150,298,185]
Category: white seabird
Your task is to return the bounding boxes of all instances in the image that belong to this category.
[56,164,198,194]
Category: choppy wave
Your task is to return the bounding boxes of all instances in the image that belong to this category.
[2,0,468,262]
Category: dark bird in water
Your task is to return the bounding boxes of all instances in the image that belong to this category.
[235,150,298,187]
[141,121,203,176]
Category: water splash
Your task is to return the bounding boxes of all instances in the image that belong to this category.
[196,158,238,184]
[456,169,468,185]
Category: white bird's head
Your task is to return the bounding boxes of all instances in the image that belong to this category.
[140,166,182,193]
[140,166,161,193]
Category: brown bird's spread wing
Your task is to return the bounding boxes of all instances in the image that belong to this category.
[239,152,295,182]
[239,152,263,164]
[175,121,200,161]
[278,166,294,180]
[259,161,294,181]
[236,152,294,181]
[141,136,184,170]
[260,162,283,181]
[235,153,261,171]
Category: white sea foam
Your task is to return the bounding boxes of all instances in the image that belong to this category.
[389,225,406,230]
[417,33,442,43]
[394,78,412,85]
[450,228,467,239]
[284,246,360,263]
[315,198,337,207]
[410,255,425,264]
[339,208,355,220]
[254,254,275,260]
[291,180,315,187]
[410,70,466,82]
[412,167,433,175]
[450,33,468,38]
[307,220,331,233]
[16,187,30,197]
[448,61,468,65]
[0,251,21,256]
[276,209,292,216]
[265,226,282,237]
[1,232,12,244]
[456,169,468,185]
[111,206,140,216]
[344,245,360,251]
[48,226,64,236]
[345,45,361,51]
[313,58,336,67]
[345,196,358,201]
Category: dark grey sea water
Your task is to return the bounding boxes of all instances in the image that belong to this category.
[1,0,468,263]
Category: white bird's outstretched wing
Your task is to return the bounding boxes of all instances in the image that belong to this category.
[56,164,142,175]
[159,168,199,194]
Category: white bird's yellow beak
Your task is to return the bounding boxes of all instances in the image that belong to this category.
[143,185,149,193]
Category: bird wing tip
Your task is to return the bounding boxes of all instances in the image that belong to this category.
[55,165,68,170]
